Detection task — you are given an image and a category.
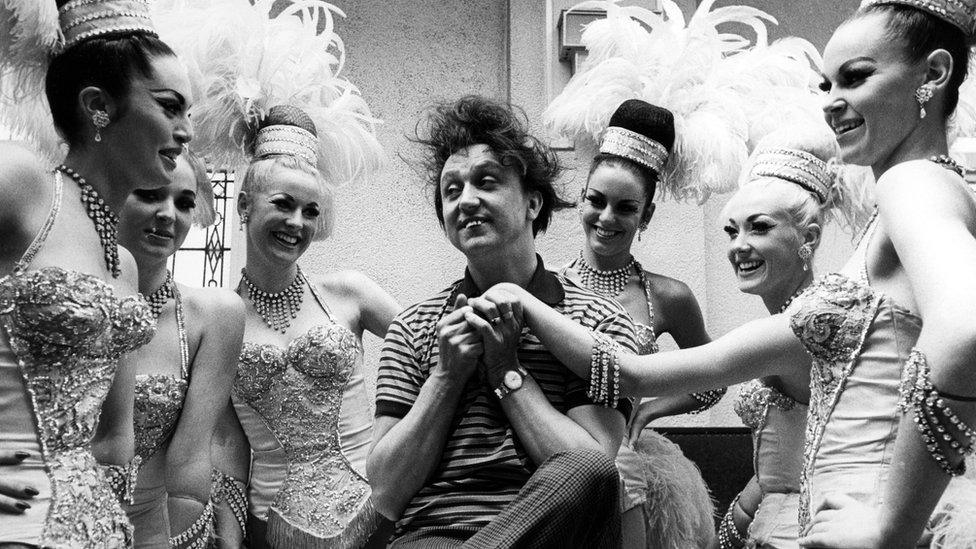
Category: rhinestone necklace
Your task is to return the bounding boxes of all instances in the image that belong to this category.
[240,266,306,333]
[145,270,176,319]
[778,283,809,314]
[574,252,636,298]
[57,165,120,278]
[930,154,965,177]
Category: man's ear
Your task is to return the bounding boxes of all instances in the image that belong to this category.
[526,190,543,222]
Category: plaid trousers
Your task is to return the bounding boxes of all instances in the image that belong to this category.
[392,448,622,549]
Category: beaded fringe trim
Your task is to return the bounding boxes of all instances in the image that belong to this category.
[266,497,381,549]
[899,347,976,476]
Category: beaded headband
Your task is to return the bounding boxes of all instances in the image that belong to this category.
[253,124,318,166]
[59,0,157,51]
[599,126,670,173]
[746,148,833,204]
[860,0,976,38]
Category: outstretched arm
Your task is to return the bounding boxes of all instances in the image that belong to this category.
[800,163,976,549]
[486,283,808,398]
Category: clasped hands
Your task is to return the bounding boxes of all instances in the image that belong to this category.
[434,285,526,389]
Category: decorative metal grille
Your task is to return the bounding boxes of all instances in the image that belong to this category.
[170,169,235,288]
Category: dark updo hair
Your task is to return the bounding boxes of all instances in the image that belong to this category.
[587,99,675,220]
[45,30,177,146]
[260,105,318,137]
[414,95,571,236]
[858,4,971,117]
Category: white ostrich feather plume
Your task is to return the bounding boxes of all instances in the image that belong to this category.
[545,0,823,203]
[0,0,64,163]
[155,0,385,187]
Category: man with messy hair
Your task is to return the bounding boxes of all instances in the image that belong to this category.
[368,95,637,548]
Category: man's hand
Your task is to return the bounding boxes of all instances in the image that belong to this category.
[466,289,523,388]
[433,294,483,385]
[798,494,893,549]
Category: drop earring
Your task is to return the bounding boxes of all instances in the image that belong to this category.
[915,84,933,119]
[92,110,110,142]
[637,221,648,242]
[798,243,813,271]
[239,211,249,231]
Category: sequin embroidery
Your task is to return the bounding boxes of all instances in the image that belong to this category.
[788,273,879,529]
[233,323,377,546]
[133,374,188,460]
[0,267,156,548]
[733,379,798,432]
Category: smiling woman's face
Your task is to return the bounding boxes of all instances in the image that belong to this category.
[820,11,926,168]
[720,183,808,300]
[119,153,198,264]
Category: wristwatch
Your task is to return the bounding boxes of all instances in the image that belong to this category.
[494,365,529,400]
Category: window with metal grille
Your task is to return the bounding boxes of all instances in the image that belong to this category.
[170,169,235,288]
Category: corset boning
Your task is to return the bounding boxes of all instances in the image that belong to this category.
[808,297,920,511]
[0,267,155,547]
[233,323,373,540]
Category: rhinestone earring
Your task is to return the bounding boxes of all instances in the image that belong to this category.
[637,221,648,242]
[915,84,934,119]
[92,110,110,142]
[239,211,249,230]
[798,243,813,271]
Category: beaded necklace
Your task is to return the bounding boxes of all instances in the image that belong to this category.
[146,271,175,319]
[778,283,809,314]
[57,165,120,278]
[143,271,189,375]
[240,266,306,333]
[574,252,636,298]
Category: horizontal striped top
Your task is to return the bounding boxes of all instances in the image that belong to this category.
[376,260,638,539]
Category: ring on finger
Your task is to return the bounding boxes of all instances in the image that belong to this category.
[490,316,503,326]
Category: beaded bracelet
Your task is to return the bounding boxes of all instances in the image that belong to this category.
[99,455,142,505]
[169,500,214,549]
[211,468,248,536]
[689,387,727,414]
[588,332,621,408]
[718,494,748,549]
[899,348,976,476]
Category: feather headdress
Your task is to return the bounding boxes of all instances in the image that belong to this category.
[738,127,876,234]
[154,0,385,188]
[544,0,824,203]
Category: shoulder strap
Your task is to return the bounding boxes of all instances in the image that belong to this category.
[14,170,64,274]
[305,273,336,323]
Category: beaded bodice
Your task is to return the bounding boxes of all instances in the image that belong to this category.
[788,272,883,528]
[234,314,375,543]
[133,375,187,460]
[734,379,806,495]
[0,267,155,546]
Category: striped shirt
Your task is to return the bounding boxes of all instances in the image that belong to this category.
[376,258,638,539]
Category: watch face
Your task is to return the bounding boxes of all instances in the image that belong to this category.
[503,369,524,390]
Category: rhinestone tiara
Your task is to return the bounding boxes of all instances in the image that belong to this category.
[600,126,670,173]
[254,125,318,166]
[746,147,833,204]
[59,0,157,51]
[861,0,976,39]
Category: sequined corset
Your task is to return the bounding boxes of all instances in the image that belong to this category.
[234,323,374,543]
[634,322,659,355]
[133,375,187,460]
[734,379,806,494]
[0,267,156,547]
[788,273,883,529]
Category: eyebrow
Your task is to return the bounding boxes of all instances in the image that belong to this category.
[822,56,876,79]
[150,88,186,107]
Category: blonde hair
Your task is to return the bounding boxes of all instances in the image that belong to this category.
[183,148,216,227]
[240,154,335,240]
